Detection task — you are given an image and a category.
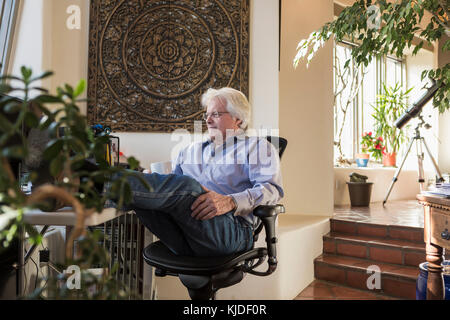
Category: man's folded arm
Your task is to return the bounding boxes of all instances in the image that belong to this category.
[230,182,283,217]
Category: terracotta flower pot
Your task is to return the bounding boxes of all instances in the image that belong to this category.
[355,153,369,167]
[382,152,397,167]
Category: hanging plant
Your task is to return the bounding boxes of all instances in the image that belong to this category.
[293,0,449,113]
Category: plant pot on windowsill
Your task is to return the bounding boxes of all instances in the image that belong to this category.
[382,152,397,167]
[346,172,373,207]
[355,153,370,167]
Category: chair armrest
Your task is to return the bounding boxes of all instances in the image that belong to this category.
[253,204,285,218]
[251,204,285,275]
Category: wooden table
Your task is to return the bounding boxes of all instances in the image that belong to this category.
[417,194,450,300]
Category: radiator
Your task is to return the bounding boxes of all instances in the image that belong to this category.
[89,212,155,299]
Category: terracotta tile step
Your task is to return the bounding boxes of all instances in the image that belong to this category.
[295,279,400,300]
[314,253,419,299]
[330,218,424,243]
[323,232,426,267]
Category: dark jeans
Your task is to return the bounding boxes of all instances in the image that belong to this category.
[108,171,253,257]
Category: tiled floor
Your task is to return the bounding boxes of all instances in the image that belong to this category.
[294,280,399,300]
[295,200,425,300]
[333,199,424,228]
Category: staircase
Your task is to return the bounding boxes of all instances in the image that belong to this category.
[314,218,427,299]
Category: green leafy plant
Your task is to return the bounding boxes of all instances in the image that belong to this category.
[349,172,369,183]
[360,131,385,160]
[371,83,413,155]
[293,0,449,113]
[0,66,149,299]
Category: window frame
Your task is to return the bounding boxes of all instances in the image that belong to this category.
[0,0,20,76]
[333,40,406,163]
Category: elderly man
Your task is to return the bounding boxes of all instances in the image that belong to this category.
[117,87,283,257]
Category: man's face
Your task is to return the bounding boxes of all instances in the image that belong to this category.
[205,97,242,141]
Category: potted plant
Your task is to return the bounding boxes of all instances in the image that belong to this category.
[293,0,449,114]
[371,83,412,167]
[357,131,385,166]
[356,132,372,167]
[346,172,373,206]
[0,67,145,299]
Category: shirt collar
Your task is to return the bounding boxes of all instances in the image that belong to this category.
[202,129,246,156]
[208,129,246,145]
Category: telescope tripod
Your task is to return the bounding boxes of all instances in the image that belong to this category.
[383,117,443,206]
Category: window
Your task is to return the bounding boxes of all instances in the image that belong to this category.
[0,0,20,76]
[333,41,406,163]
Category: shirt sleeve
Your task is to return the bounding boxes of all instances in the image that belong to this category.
[172,147,184,175]
[229,138,284,217]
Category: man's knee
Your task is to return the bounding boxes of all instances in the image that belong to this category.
[176,175,204,195]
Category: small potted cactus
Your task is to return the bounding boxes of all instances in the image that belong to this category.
[346,172,373,206]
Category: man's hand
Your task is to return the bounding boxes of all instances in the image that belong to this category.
[191,186,236,220]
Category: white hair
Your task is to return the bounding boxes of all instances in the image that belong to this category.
[200,87,251,131]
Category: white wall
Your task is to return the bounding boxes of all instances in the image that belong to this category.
[9,0,89,102]
[439,111,450,175]
[279,0,334,216]
[334,167,435,205]
[8,0,45,92]
[437,35,450,174]
[405,48,439,173]
[249,0,279,131]
[47,0,90,104]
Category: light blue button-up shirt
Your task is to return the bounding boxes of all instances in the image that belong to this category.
[173,134,284,225]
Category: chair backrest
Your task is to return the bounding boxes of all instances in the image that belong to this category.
[252,136,287,242]
[266,136,287,159]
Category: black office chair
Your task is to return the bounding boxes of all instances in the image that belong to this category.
[142,136,287,300]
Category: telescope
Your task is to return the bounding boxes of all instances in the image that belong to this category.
[384,78,444,206]
[394,79,440,129]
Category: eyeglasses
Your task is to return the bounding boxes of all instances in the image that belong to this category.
[202,111,229,120]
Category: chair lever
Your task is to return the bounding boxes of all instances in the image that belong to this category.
[246,260,277,276]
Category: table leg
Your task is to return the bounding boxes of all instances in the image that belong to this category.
[426,242,444,300]
[65,226,73,259]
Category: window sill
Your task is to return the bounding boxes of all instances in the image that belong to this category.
[334,165,400,171]
[333,166,433,205]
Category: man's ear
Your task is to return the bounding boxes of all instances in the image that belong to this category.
[235,118,243,128]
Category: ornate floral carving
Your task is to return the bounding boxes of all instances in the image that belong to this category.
[88,0,249,132]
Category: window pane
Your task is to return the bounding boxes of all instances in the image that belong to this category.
[360,58,377,143]
[334,42,406,165]
[334,43,355,160]
[0,0,19,76]
[385,58,398,88]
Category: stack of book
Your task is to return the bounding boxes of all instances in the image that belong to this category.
[423,183,450,198]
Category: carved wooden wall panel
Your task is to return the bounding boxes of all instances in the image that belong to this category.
[87,0,250,132]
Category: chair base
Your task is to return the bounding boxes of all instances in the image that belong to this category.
[163,269,245,300]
